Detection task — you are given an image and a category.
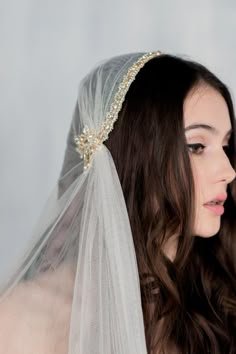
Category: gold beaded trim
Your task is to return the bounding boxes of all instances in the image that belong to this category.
[74,51,162,170]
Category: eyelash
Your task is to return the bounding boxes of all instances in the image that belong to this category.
[187,143,230,156]
[187,143,205,155]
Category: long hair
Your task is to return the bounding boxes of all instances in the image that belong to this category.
[104,55,236,353]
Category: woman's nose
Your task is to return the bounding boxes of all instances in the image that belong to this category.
[217,152,236,184]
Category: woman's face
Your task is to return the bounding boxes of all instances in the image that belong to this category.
[184,85,236,237]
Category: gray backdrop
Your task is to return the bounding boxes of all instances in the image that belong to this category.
[0,0,235,262]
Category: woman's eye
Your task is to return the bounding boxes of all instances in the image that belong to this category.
[187,143,205,155]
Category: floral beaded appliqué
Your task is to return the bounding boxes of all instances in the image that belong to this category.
[74,51,162,170]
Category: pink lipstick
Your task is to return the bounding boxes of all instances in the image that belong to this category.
[203,193,227,216]
[204,204,224,216]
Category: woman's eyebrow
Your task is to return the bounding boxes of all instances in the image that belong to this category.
[185,124,232,138]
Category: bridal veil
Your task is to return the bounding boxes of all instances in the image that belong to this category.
[0,52,162,353]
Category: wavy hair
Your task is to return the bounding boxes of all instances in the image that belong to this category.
[104,55,236,353]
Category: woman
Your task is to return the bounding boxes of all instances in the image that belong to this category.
[0,52,236,353]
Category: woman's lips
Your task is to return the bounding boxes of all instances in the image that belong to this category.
[203,204,224,216]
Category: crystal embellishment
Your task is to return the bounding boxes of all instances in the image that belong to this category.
[74,126,103,170]
[74,51,162,170]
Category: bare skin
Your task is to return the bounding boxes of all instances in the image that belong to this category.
[0,264,75,354]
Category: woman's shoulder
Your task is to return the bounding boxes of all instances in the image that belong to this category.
[0,264,75,354]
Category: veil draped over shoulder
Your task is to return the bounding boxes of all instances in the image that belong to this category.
[0,52,161,354]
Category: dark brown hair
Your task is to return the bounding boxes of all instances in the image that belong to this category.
[105,55,236,353]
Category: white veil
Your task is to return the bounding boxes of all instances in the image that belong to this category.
[0,52,161,353]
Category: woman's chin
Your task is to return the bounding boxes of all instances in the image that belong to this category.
[194,227,219,238]
[194,218,221,238]
[196,232,218,239]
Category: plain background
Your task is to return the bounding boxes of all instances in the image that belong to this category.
[0,0,236,266]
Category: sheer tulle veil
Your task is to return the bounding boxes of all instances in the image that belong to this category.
[0,52,162,353]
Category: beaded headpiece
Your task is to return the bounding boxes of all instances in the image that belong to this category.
[74,51,162,170]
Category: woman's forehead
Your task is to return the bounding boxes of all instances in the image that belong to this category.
[183,85,231,135]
